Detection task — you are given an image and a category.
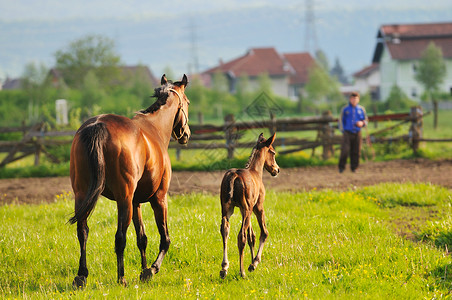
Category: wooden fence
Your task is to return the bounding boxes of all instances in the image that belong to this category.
[1,106,451,168]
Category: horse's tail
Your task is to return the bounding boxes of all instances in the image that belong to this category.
[69,123,108,224]
[222,171,240,204]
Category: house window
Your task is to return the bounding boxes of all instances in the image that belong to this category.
[411,87,417,98]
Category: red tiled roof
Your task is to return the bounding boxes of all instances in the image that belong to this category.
[203,47,315,85]
[381,22,452,37]
[204,47,290,77]
[283,52,316,85]
[353,63,379,78]
[379,22,452,60]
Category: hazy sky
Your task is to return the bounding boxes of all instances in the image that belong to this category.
[1,0,451,79]
[2,0,451,21]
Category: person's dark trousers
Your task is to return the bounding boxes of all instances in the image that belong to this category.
[338,131,362,172]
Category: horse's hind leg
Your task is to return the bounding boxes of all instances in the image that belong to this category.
[220,200,234,279]
[248,206,269,272]
[115,200,133,286]
[73,195,89,289]
[133,204,148,271]
[238,210,252,278]
[247,224,256,266]
[141,193,170,282]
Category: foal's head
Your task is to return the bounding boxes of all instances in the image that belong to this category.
[249,133,280,176]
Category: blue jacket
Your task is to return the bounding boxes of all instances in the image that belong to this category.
[339,103,368,133]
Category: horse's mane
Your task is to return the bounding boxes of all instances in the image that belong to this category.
[245,145,259,169]
[139,81,175,114]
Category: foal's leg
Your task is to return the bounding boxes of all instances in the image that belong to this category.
[247,224,256,265]
[132,203,148,271]
[220,203,234,279]
[238,209,252,278]
[73,194,89,289]
[248,205,269,272]
[115,199,133,286]
[141,193,170,281]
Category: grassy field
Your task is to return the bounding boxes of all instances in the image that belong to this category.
[1,183,452,299]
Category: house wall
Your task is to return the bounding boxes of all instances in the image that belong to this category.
[246,75,290,98]
[380,46,452,102]
[380,47,398,101]
[354,70,380,95]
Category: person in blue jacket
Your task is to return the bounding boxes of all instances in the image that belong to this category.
[338,92,368,173]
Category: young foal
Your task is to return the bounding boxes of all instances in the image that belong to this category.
[220,133,280,278]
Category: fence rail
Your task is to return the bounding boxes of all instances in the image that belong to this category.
[0,106,446,168]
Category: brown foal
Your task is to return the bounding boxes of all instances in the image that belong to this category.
[219,133,280,278]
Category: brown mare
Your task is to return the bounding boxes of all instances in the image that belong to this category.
[69,74,190,288]
[219,133,280,278]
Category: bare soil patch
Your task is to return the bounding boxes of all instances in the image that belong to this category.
[1,159,451,205]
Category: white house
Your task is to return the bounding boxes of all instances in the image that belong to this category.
[372,22,452,101]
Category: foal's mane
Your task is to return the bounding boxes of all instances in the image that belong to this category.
[245,145,259,169]
[138,81,176,114]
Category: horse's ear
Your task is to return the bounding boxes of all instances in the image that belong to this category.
[161,74,168,85]
[181,74,189,87]
[257,133,265,143]
[264,133,276,147]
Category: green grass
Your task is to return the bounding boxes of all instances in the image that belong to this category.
[1,183,452,299]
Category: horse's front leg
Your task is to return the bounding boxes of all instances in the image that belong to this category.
[141,193,170,282]
[133,203,148,271]
[115,200,133,286]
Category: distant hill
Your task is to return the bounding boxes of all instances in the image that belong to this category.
[0,6,450,80]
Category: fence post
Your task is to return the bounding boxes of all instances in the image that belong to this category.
[224,114,236,159]
[321,110,334,160]
[409,106,423,153]
[269,112,276,135]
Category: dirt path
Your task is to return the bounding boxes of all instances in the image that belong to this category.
[1,159,451,205]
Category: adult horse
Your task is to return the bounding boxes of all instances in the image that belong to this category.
[69,74,190,287]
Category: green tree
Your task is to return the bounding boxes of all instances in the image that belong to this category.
[415,42,447,129]
[185,76,208,123]
[21,62,51,123]
[54,35,121,89]
[80,71,105,118]
[385,85,416,112]
[305,65,344,114]
[315,49,330,71]
[257,73,272,95]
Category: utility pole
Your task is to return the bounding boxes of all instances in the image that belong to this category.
[189,19,200,75]
[304,0,318,54]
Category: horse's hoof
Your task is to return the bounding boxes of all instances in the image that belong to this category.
[240,271,247,278]
[118,277,127,287]
[220,269,228,279]
[72,275,87,289]
[248,264,256,272]
[140,267,156,282]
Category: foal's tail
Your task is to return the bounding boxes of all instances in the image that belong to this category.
[222,171,240,203]
[69,123,108,224]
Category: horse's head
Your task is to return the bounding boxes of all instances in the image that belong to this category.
[257,133,280,176]
[164,74,191,144]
